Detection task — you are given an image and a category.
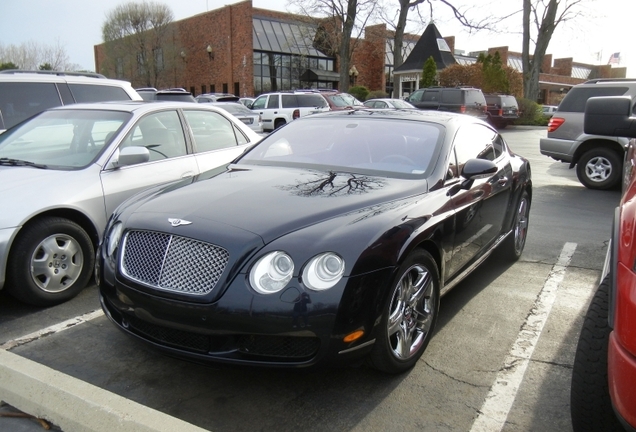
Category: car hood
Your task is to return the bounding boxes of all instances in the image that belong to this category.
[124,164,428,244]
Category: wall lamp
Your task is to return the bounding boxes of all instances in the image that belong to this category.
[206,44,214,60]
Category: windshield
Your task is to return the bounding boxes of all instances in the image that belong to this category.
[0,109,131,169]
[238,117,443,178]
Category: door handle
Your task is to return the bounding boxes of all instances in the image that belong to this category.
[497,176,509,186]
[181,171,195,178]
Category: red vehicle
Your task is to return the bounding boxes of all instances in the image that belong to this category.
[571,95,636,431]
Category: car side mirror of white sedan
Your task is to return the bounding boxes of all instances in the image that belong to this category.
[114,146,150,168]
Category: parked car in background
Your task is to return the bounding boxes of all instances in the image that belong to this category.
[97,109,531,374]
[539,78,636,190]
[363,98,416,109]
[239,97,255,107]
[484,94,519,129]
[0,70,141,132]
[195,93,240,103]
[249,91,330,131]
[404,86,488,120]
[136,88,196,102]
[542,105,558,117]
[0,101,261,306]
[571,95,636,431]
[319,91,364,110]
[205,101,263,133]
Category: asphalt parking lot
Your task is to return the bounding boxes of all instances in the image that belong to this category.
[0,126,621,432]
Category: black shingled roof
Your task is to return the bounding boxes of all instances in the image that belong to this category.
[393,23,457,73]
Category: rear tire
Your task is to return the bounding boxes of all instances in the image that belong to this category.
[570,276,623,432]
[498,190,530,261]
[576,148,622,190]
[6,217,94,306]
[274,119,286,129]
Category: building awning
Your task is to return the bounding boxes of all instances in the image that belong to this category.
[300,68,340,82]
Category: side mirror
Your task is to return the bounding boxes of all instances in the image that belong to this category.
[115,146,150,168]
[584,96,636,138]
[461,158,498,179]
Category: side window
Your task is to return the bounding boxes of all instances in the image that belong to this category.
[441,90,461,104]
[423,90,440,102]
[69,84,132,103]
[281,95,297,108]
[267,94,281,109]
[493,135,506,158]
[408,90,423,102]
[559,87,628,112]
[453,124,498,174]
[0,82,62,129]
[122,110,187,162]
[297,95,328,108]
[251,95,267,110]
[183,110,239,153]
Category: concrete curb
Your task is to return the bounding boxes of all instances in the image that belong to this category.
[0,350,209,432]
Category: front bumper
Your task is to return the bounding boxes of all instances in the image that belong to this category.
[0,226,19,291]
[99,263,393,369]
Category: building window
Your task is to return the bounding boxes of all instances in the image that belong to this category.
[223,83,228,93]
[190,86,195,95]
[234,82,239,96]
[210,84,215,93]
[202,85,207,94]
[137,52,146,76]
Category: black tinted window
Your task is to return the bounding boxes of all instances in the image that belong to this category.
[559,86,628,112]
[69,84,131,103]
[423,90,440,102]
[441,90,462,104]
[297,94,327,108]
[0,82,62,129]
[463,90,486,105]
[267,94,280,108]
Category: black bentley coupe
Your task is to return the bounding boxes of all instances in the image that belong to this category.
[97,109,531,374]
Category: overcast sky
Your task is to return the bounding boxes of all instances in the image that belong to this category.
[0,0,631,75]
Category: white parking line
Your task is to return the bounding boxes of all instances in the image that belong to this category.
[0,309,104,351]
[469,242,577,432]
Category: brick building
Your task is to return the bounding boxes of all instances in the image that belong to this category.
[94,0,628,103]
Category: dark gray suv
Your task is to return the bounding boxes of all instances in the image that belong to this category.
[539,79,636,190]
[405,87,488,120]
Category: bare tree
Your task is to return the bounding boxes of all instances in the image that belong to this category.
[380,0,516,95]
[0,40,80,71]
[102,1,176,87]
[522,0,584,100]
[288,0,379,91]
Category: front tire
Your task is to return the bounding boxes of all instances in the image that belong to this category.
[576,148,622,190]
[367,250,440,374]
[6,217,94,306]
[570,276,623,431]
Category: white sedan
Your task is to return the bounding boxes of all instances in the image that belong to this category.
[0,101,261,306]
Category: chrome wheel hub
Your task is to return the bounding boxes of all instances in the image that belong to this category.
[30,234,83,293]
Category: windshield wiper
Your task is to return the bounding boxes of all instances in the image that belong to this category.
[0,158,48,169]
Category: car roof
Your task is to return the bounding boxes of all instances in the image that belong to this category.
[302,106,481,124]
[46,100,228,114]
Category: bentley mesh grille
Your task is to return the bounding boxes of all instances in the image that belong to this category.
[121,230,229,295]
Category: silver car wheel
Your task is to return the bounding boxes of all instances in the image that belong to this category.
[387,264,435,361]
[584,156,612,183]
[30,233,84,293]
[514,195,530,254]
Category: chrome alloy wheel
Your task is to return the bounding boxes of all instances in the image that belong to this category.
[30,233,84,293]
[513,195,530,255]
[584,156,613,183]
[387,264,436,361]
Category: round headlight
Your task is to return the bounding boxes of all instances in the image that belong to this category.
[249,251,294,294]
[302,252,345,291]
[106,222,124,258]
